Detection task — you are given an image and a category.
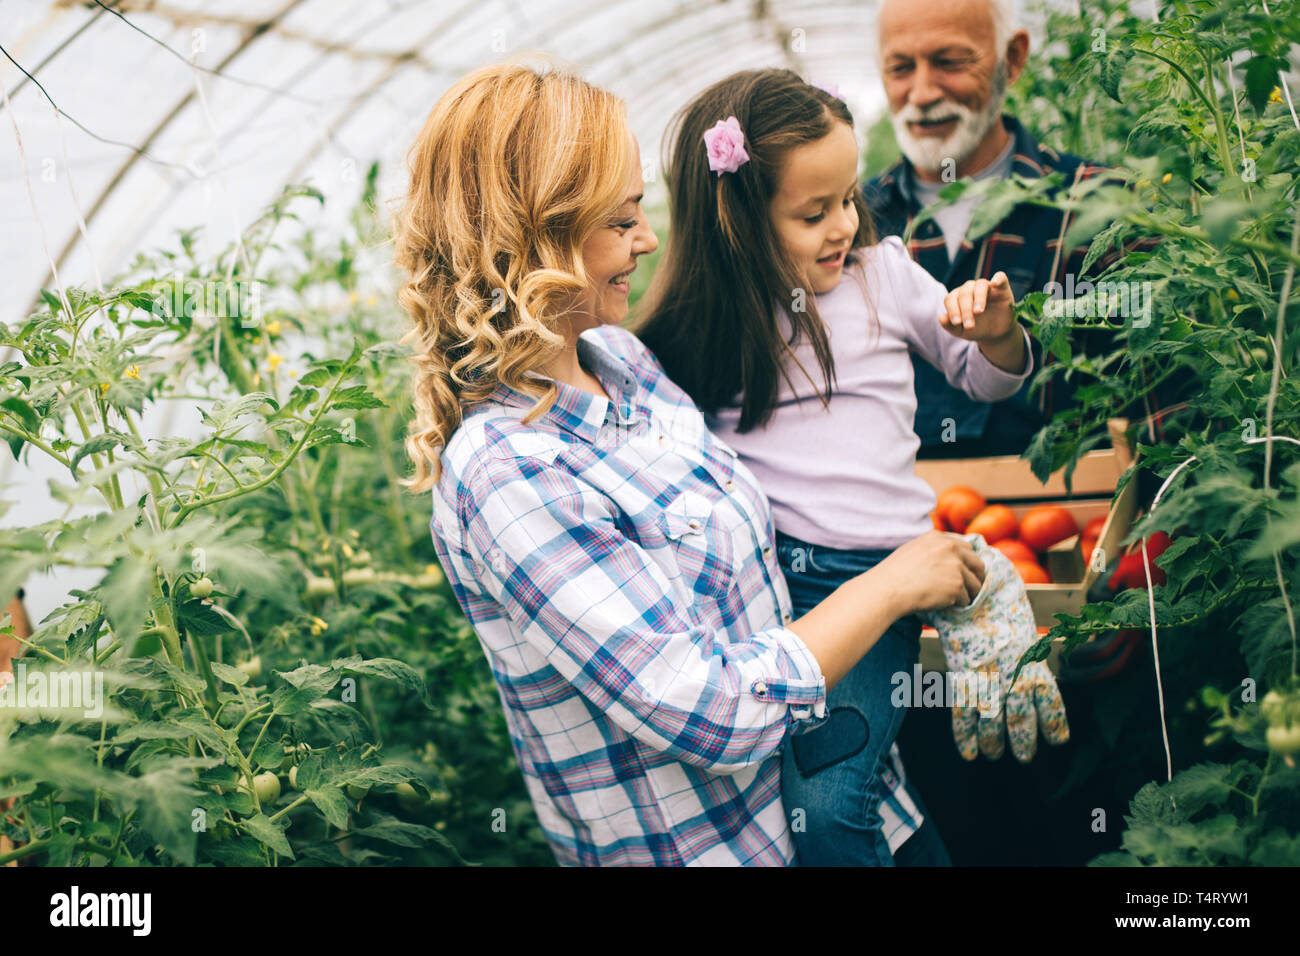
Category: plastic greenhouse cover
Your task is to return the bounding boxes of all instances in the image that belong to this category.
[1,0,1064,616]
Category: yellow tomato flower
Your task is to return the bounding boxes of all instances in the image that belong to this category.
[288,369,298,378]
[265,319,282,336]
[267,352,283,372]
[365,296,377,307]
[1226,289,1239,300]
[125,365,140,379]
[348,291,360,304]
[1271,86,1285,104]
[1161,173,1172,184]
[99,382,110,395]
[342,543,355,559]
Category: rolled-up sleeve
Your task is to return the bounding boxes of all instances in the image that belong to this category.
[459,456,827,775]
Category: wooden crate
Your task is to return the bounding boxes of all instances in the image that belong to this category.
[916,419,1136,673]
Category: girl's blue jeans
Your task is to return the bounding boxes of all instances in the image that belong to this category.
[775,529,952,867]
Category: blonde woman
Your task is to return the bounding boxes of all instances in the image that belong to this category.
[394,59,985,866]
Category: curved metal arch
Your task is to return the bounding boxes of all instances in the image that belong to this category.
[28,0,315,313]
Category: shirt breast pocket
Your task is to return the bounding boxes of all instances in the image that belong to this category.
[655,491,736,602]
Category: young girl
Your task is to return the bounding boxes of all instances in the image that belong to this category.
[635,69,1043,866]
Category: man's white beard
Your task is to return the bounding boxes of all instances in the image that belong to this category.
[889,60,1008,177]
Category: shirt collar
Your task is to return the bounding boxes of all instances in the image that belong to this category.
[884,114,1044,209]
[488,326,641,445]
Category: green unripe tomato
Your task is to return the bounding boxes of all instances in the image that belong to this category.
[236,655,262,681]
[342,567,376,586]
[1262,690,1285,722]
[191,576,214,599]
[345,783,369,801]
[395,782,424,812]
[288,765,299,791]
[304,574,335,598]
[1266,724,1300,756]
[353,549,372,566]
[248,771,281,805]
[1249,347,1271,366]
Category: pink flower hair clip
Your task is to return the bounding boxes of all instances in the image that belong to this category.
[703,116,749,175]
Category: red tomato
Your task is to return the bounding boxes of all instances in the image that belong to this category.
[1014,560,1052,584]
[937,486,986,534]
[930,509,947,531]
[966,505,1019,544]
[993,539,1037,564]
[1019,506,1080,553]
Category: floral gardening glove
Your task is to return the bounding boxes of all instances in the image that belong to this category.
[918,534,1070,762]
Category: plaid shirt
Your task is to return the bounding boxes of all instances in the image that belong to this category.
[864,114,1166,455]
[430,324,857,866]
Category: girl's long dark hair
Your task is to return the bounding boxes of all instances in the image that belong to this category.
[633,69,876,431]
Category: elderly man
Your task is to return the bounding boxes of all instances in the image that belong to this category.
[865,0,1156,458]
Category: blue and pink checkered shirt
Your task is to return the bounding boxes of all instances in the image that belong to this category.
[429,323,922,865]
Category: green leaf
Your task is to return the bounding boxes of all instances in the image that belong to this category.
[241,813,294,859]
[200,392,279,432]
[351,817,440,848]
[0,396,40,433]
[209,661,249,687]
[303,785,350,829]
[112,716,228,753]
[334,657,428,701]
[252,736,284,771]
[1243,56,1280,114]
[297,368,334,388]
[1101,47,1134,102]
[205,837,268,866]
[271,663,341,714]
[98,554,155,653]
[175,600,235,636]
[329,385,386,411]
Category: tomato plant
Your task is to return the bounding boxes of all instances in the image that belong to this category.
[1000,0,1300,865]
[0,169,552,866]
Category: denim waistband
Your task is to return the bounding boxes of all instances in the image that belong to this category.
[773,528,896,564]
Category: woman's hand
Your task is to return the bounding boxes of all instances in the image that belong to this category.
[787,532,986,691]
[872,531,986,615]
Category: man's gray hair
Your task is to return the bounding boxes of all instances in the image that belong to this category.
[878,0,1021,53]
[990,0,1019,52]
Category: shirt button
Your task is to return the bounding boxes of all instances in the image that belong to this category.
[782,611,792,624]
[687,519,702,531]
[658,433,667,446]
[762,546,772,559]
[754,680,768,697]
[724,480,736,492]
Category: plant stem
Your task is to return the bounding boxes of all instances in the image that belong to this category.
[170,368,348,526]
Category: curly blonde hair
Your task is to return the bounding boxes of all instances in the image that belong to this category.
[393,58,636,492]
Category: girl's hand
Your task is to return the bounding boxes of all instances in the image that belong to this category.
[939,271,1027,373]
[939,271,1016,339]
[872,531,986,615]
